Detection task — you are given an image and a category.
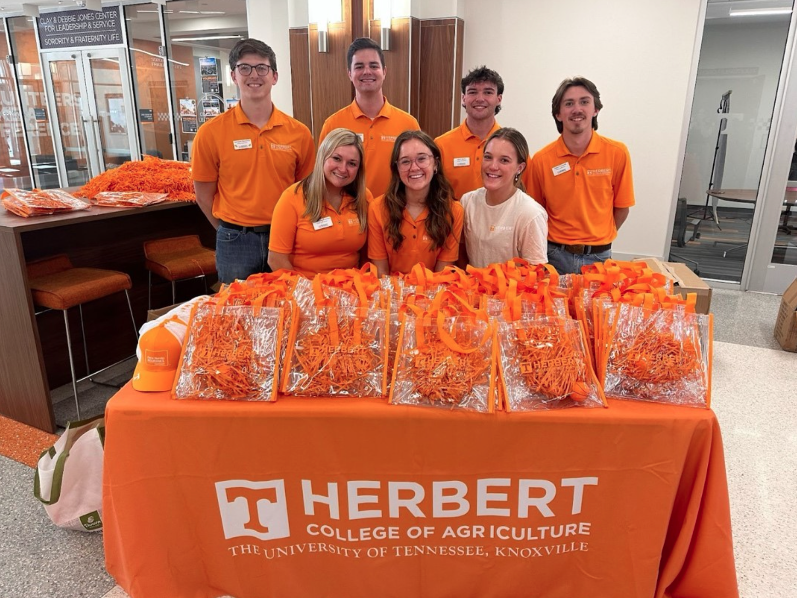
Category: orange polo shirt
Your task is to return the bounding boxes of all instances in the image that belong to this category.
[269,182,369,277]
[191,104,315,226]
[367,195,463,274]
[319,98,419,197]
[529,132,635,245]
[435,120,533,200]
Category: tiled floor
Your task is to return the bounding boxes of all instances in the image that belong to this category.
[0,287,795,598]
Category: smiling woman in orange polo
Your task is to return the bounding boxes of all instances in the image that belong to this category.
[268,128,370,277]
[368,130,462,276]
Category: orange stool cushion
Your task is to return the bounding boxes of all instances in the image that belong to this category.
[26,254,73,279]
[29,266,132,311]
[144,235,216,281]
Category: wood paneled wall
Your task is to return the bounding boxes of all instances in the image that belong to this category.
[309,21,354,141]
[417,18,464,139]
[409,18,421,119]
[289,4,464,141]
[288,28,312,131]
[367,18,411,112]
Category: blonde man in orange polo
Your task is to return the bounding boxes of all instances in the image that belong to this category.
[192,38,314,283]
[529,77,634,275]
[319,37,419,197]
[436,66,531,200]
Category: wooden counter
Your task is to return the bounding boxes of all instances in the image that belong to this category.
[0,201,215,432]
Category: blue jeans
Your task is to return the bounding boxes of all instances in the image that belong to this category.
[215,224,271,284]
[547,244,612,275]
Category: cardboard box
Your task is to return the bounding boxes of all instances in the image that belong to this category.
[633,258,713,314]
[775,278,797,352]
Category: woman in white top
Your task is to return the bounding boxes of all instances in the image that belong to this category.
[460,128,548,268]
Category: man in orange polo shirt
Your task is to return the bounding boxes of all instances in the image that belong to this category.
[436,66,531,200]
[529,77,634,274]
[192,38,314,283]
[319,37,419,196]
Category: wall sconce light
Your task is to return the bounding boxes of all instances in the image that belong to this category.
[375,0,391,51]
[318,19,329,53]
[309,0,341,54]
[380,18,391,51]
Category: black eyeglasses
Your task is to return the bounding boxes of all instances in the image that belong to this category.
[234,63,273,76]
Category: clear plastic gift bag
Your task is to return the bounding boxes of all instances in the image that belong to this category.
[601,303,713,408]
[282,304,389,397]
[498,316,606,411]
[1,188,90,217]
[92,191,168,207]
[390,307,496,413]
[172,302,284,401]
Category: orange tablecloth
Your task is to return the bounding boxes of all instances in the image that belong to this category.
[103,386,738,598]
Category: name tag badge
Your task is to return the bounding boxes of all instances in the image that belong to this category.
[233,139,253,150]
[453,157,470,167]
[357,133,365,142]
[552,162,571,176]
[313,216,333,231]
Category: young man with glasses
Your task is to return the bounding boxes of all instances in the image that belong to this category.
[192,38,315,283]
[436,66,532,200]
[319,37,419,197]
[528,77,635,274]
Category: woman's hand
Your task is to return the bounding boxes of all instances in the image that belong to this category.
[372,258,390,277]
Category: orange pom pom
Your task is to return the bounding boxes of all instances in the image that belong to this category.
[569,380,591,402]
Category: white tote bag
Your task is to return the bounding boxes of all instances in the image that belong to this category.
[33,414,105,532]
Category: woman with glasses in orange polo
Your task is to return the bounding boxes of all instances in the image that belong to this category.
[367,130,463,276]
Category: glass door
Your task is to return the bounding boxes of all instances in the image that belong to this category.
[40,48,139,188]
[746,7,797,294]
[668,4,794,285]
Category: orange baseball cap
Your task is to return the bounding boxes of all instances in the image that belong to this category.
[132,319,186,392]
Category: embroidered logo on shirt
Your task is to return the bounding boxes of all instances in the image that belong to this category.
[348,218,360,226]
[381,135,397,142]
[490,225,513,232]
[270,143,293,152]
[586,168,612,176]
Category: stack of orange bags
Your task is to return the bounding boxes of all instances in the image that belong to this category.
[1,188,89,217]
[91,191,168,208]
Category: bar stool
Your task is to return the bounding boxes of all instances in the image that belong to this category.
[27,254,138,419]
[144,235,216,309]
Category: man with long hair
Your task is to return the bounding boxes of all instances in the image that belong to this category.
[529,77,634,274]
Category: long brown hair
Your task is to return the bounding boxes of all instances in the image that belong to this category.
[299,128,367,233]
[383,130,455,251]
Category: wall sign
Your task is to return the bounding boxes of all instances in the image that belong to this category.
[38,7,123,50]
